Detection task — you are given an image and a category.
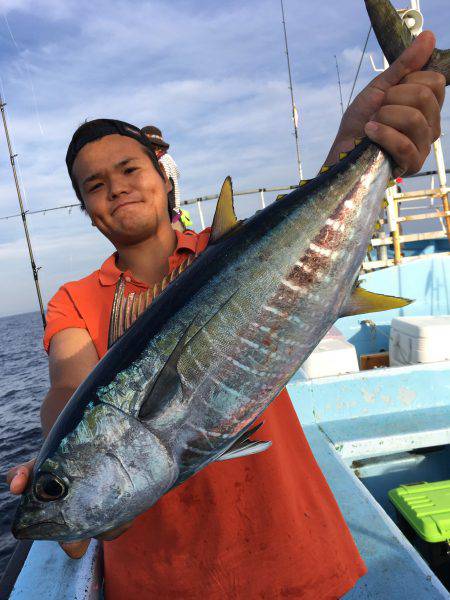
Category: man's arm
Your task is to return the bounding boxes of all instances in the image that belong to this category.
[41,328,99,435]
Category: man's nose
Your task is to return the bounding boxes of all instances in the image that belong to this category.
[108,175,130,199]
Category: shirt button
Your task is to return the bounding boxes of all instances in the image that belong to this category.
[125,276,131,283]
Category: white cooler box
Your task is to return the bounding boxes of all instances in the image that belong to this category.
[300,330,359,379]
[389,316,450,366]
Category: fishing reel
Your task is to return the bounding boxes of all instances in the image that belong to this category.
[398,8,423,36]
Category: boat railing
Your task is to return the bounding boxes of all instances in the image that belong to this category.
[1,178,449,274]
[363,180,450,271]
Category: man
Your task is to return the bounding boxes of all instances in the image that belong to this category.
[141,125,187,231]
[7,32,445,599]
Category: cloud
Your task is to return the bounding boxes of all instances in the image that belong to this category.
[0,0,449,316]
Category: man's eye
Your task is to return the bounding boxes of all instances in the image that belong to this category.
[88,182,103,193]
[124,167,138,174]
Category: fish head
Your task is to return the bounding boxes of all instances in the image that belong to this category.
[12,403,178,541]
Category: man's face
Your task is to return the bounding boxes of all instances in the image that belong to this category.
[72,134,170,246]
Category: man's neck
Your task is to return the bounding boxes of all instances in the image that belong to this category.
[115,223,177,286]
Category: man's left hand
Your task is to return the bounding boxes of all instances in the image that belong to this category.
[326,30,446,176]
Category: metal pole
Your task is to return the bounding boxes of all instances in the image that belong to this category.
[280,0,303,180]
[196,200,205,230]
[0,96,46,328]
[259,189,266,208]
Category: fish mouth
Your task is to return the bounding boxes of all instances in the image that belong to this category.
[12,520,71,541]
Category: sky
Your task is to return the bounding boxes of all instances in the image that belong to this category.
[0,0,449,317]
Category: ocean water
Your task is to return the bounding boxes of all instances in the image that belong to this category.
[0,312,47,578]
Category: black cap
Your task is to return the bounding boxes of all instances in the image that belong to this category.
[66,118,165,180]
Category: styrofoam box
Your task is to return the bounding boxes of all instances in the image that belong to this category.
[300,337,359,379]
[389,316,450,366]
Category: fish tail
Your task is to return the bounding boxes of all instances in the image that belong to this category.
[365,0,450,85]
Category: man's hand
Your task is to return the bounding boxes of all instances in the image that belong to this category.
[7,459,89,559]
[7,458,133,558]
[326,30,446,176]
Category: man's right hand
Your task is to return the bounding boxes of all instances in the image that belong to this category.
[7,458,134,558]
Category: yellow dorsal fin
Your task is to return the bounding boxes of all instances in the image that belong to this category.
[299,179,310,186]
[340,286,412,317]
[210,176,238,243]
[339,152,348,160]
[276,193,287,201]
[319,165,331,174]
[354,137,363,146]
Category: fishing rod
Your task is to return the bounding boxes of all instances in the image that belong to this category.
[334,55,344,116]
[347,25,372,107]
[280,0,303,180]
[0,95,46,328]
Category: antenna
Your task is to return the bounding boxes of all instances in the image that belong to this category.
[280,0,303,180]
[0,95,46,328]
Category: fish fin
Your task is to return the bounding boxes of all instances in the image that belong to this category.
[210,176,238,243]
[276,193,287,201]
[340,285,412,317]
[217,423,271,461]
[217,440,272,461]
[138,288,241,421]
[138,318,197,421]
[319,165,331,174]
[299,179,310,186]
[365,0,450,85]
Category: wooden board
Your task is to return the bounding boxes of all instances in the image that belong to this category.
[360,352,390,371]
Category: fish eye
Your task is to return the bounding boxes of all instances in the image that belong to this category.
[34,472,67,502]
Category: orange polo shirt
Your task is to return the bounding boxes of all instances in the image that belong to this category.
[44,228,366,599]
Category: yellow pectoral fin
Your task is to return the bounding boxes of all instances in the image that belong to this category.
[340,286,412,317]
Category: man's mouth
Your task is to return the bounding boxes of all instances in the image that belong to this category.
[111,200,143,216]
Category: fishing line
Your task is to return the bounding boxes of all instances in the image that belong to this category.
[3,13,19,51]
[2,12,45,136]
[347,25,372,108]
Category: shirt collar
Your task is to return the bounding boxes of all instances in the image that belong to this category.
[98,229,200,287]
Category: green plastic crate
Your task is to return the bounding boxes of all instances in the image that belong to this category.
[389,480,450,543]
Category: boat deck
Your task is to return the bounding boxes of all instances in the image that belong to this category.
[288,361,450,599]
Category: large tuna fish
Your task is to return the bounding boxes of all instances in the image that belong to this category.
[13,0,450,541]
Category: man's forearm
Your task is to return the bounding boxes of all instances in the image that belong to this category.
[40,386,77,437]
